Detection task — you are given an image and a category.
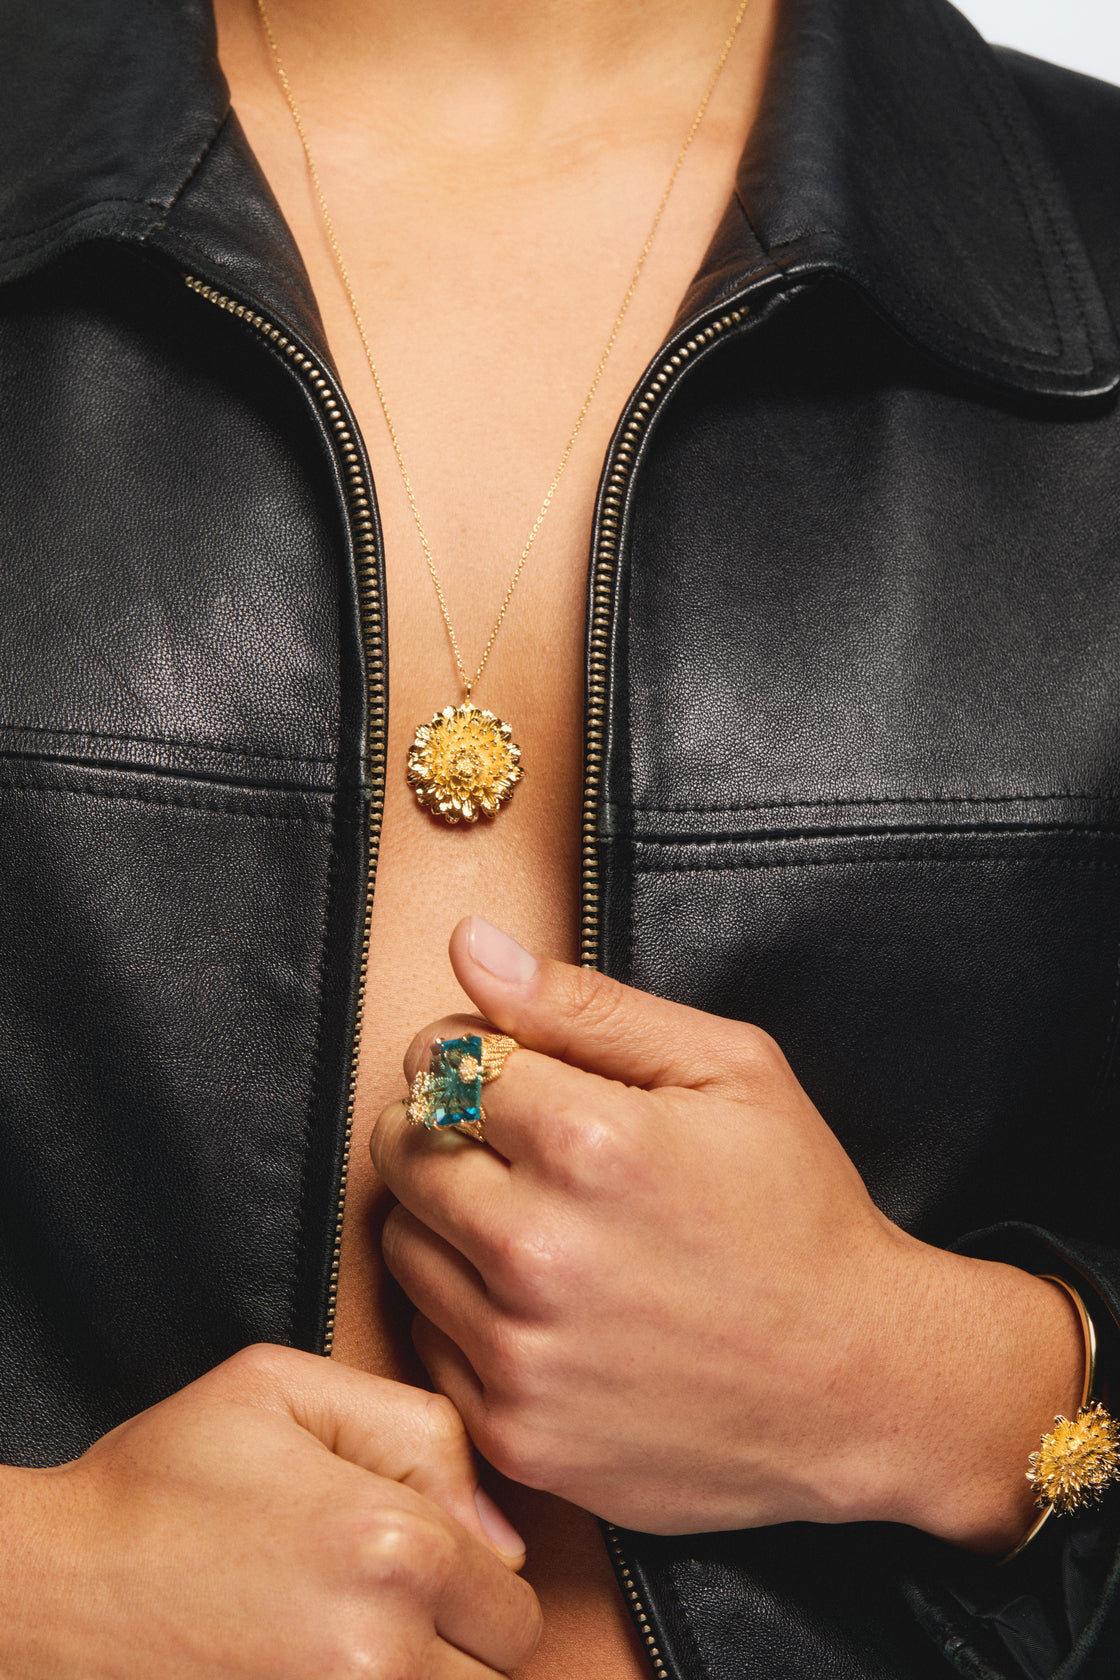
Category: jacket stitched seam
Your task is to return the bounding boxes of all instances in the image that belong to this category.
[628,791,1120,815]
[938,7,1087,358]
[642,1558,708,1680]
[0,201,166,258]
[755,40,1097,377]
[0,107,231,258]
[899,9,1069,359]
[0,752,350,800]
[995,64,1113,377]
[145,104,226,235]
[632,823,1120,847]
[289,805,340,1347]
[924,3,1074,360]
[632,855,1120,877]
[760,227,1070,366]
[0,718,338,765]
[3,195,168,232]
[680,141,1073,375]
[0,781,332,821]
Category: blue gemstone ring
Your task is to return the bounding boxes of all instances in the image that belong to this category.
[405,1033,519,1142]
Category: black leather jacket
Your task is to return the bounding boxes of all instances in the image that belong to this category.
[3,1,1120,1675]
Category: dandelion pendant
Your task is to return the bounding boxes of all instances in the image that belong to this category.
[407,700,524,824]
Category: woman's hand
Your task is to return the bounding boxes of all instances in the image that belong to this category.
[371,917,1083,1551]
[0,1345,540,1678]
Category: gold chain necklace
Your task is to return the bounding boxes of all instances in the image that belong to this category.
[257,0,752,823]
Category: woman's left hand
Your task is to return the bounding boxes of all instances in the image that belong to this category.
[370,917,1082,1547]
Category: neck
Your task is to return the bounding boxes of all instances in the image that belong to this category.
[272,0,751,65]
[247,0,778,144]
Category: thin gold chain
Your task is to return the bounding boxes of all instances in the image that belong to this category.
[257,0,752,697]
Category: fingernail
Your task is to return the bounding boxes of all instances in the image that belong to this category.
[474,1486,526,1557]
[468,917,537,987]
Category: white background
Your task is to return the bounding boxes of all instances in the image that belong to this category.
[951,0,1120,85]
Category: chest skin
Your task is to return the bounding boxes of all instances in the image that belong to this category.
[210,1,781,1673]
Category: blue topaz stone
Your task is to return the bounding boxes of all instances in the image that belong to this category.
[429,1036,484,1129]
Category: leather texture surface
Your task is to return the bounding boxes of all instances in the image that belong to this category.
[0,0,228,277]
[607,279,1120,1246]
[3,0,1120,1676]
[0,239,369,1452]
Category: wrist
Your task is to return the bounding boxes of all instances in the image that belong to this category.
[840,1238,1084,1551]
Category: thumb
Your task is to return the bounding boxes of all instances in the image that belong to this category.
[449,915,742,1089]
[214,1345,526,1564]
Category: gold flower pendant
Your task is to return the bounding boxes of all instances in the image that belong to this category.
[407,701,524,824]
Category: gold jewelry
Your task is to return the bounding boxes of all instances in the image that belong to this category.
[405,1032,520,1141]
[256,0,753,822]
[476,1033,520,1083]
[1002,1274,1119,1563]
[1029,1403,1120,1515]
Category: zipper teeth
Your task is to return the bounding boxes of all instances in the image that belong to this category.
[606,1524,670,1679]
[184,275,387,1355]
[584,303,749,1680]
[579,305,748,969]
[186,281,753,1665]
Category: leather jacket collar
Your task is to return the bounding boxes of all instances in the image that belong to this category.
[2,0,1117,398]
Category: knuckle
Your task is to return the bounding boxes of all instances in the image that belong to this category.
[736,1021,787,1079]
[420,1389,468,1454]
[226,1340,277,1375]
[548,1102,635,1199]
[476,1316,542,1398]
[577,974,631,1034]
[351,1504,455,1596]
[566,969,631,1041]
[369,1105,406,1179]
[379,1203,410,1274]
[562,1109,622,1175]
[488,1221,572,1309]
[324,1628,417,1680]
[315,1631,381,1680]
[218,1341,292,1391]
[478,1409,554,1490]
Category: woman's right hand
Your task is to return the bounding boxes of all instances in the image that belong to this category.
[0,1344,541,1678]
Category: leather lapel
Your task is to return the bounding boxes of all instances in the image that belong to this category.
[3,0,1117,397]
[681,0,1120,397]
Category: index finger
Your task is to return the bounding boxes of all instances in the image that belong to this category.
[435,1527,542,1674]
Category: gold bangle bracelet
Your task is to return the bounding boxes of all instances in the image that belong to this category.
[1000,1273,1106,1565]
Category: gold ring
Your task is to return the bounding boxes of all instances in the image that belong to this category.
[405,1032,520,1142]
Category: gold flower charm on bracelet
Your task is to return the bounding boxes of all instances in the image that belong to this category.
[407,701,523,824]
[1028,1403,1120,1515]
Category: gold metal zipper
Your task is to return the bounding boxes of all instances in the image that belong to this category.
[579,304,749,968]
[582,301,752,1680]
[188,274,756,1678]
[605,1523,671,1679]
[183,274,387,1355]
